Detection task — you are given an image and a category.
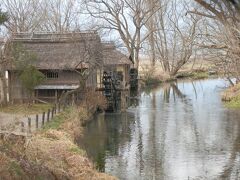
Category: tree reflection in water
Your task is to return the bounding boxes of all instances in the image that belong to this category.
[79,79,240,180]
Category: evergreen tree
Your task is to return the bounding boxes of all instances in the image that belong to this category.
[0,9,8,25]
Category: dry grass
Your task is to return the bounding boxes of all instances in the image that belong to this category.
[26,129,116,180]
[0,105,117,179]
[0,152,26,179]
[83,89,108,112]
[0,103,53,115]
[222,83,240,101]
[0,133,55,180]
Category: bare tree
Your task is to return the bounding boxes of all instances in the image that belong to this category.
[1,0,46,32]
[59,33,103,105]
[2,0,85,33]
[191,0,240,83]
[153,0,199,78]
[145,0,158,68]
[84,0,161,69]
[40,0,82,32]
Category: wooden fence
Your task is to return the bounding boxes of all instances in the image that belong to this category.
[19,103,64,134]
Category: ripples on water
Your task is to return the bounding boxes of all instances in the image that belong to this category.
[78,79,240,180]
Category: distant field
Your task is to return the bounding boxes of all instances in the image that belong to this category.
[138,58,214,76]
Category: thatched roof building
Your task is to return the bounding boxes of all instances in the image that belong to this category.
[6,32,132,103]
[7,32,103,103]
[10,32,102,70]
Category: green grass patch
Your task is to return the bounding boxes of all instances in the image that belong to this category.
[144,77,162,86]
[225,96,240,108]
[176,70,209,80]
[191,72,209,80]
[42,107,73,131]
[0,103,53,115]
[69,146,85,155]
[8,161,24,177]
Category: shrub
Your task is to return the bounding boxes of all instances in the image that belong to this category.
[20,65,45,94]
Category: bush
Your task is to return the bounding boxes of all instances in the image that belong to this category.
[20,65,45,93]
[144,77,161,86]
[83,88,107,111]
[140,65,161,86]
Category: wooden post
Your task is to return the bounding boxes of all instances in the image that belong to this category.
[28,117,31,128]
[42,112,45,126]
[58,103,61,113]
[21,122,24,132]
[55,90,58,104]
[54,104,57,114]
[47,109,50,122]
[36,114,39,129]
[51,107,54,119]
[28,117,31,133]
[42,112,45,125]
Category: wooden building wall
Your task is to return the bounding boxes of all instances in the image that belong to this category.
[8,69,98,103]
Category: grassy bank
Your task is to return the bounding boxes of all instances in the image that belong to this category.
[0,106,115,179]
[176,70,209,80]
[0,103,53,115]
[222,83,240,108]
[141,68,211,88]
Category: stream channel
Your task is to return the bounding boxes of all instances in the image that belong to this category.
[77,78,240,180]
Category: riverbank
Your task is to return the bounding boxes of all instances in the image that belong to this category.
[141,68,213,87]
[0,95,115,179]
[222,83,240,108]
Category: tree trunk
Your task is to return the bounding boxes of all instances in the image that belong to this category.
[135,48,140,70]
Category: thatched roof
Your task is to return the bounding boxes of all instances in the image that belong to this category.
[102,42,132,66]
[9,32,102,70]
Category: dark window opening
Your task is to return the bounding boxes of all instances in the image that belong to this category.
[38,89,55,97]
[44,71,59,79]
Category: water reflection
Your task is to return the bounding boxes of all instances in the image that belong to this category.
[79,79,240,180]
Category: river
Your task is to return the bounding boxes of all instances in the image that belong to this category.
[78,78,240,180]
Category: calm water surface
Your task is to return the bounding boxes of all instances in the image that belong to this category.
[79,79,240,180]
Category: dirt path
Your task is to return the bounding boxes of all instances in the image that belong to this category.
[0,112,45,135]
[0,112,26,127]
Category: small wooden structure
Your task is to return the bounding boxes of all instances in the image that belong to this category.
[101,42,132,89]
[101,43,132,111]
[7,32,103,103]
